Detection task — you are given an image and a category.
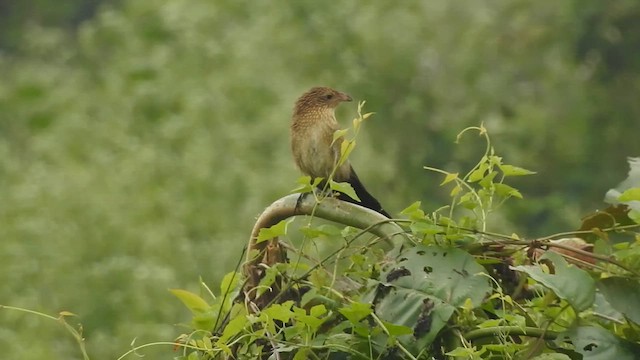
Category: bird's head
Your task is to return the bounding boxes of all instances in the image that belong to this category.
[294,87,352,116]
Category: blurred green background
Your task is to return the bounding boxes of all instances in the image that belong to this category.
[1,0,638,358]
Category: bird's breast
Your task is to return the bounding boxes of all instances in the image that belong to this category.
[292,117,347,180]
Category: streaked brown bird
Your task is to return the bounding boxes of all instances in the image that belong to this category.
[290,86,390,217]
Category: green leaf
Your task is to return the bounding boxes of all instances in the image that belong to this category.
[169,289,210,314]
[291,175,316,194]
[361,111,374,120]
[293,306,326,333]
[309,304,327,317]
[219,271,240,296]
[512,252,595,311]
[557,326,640,360]
[329,180,360,201]
[339,139,355,163]
[381,320,413,336]
[332,128,349,144]
[192,311,216,331]
[446,347,484,357]
[263,301,294,323]
[400,201,426,219]
[478,170,498,188]
[256,219,290,243]
[468,164,487,182]
[299,224,343,239]
[373,246,491,351]
[618,187,640,202]
[410,220,442,235]
[338,301,372,324]
[217,309,248,343]
[598,277,640,325]
[293,348,310,360]
[441,172,459,185]
[494,183,523,199]
[488,155,503,166]
[457,192,478,210]
[500,164,536,176]
[256,265,283,297]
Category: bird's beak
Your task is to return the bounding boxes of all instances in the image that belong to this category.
[339,92,353,102]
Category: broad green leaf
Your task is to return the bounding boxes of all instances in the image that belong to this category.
[512,252,595,311]
[557,326,640,360]
[598,277,640,325]
[373,245,491,351]
[592,292,624,324]
[256,219,290,243]
[169,289,210,314]
[500,164,536,176]
[329,180,360,201]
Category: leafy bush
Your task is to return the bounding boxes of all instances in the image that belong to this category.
[171,123,640,359]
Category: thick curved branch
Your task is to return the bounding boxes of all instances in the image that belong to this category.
[241,193,407,308]
[244,193,406,273]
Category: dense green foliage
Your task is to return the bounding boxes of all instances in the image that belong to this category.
[1,1,639,359]
[174,127,640,359]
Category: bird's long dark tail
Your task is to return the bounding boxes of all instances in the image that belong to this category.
[330,166,391,218]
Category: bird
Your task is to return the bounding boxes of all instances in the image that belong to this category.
[290,86,390,218]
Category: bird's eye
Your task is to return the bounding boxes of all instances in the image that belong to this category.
[325,94,333,100]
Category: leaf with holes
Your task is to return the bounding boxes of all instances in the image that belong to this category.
[555,326,640,360]
[370,245,491,354]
